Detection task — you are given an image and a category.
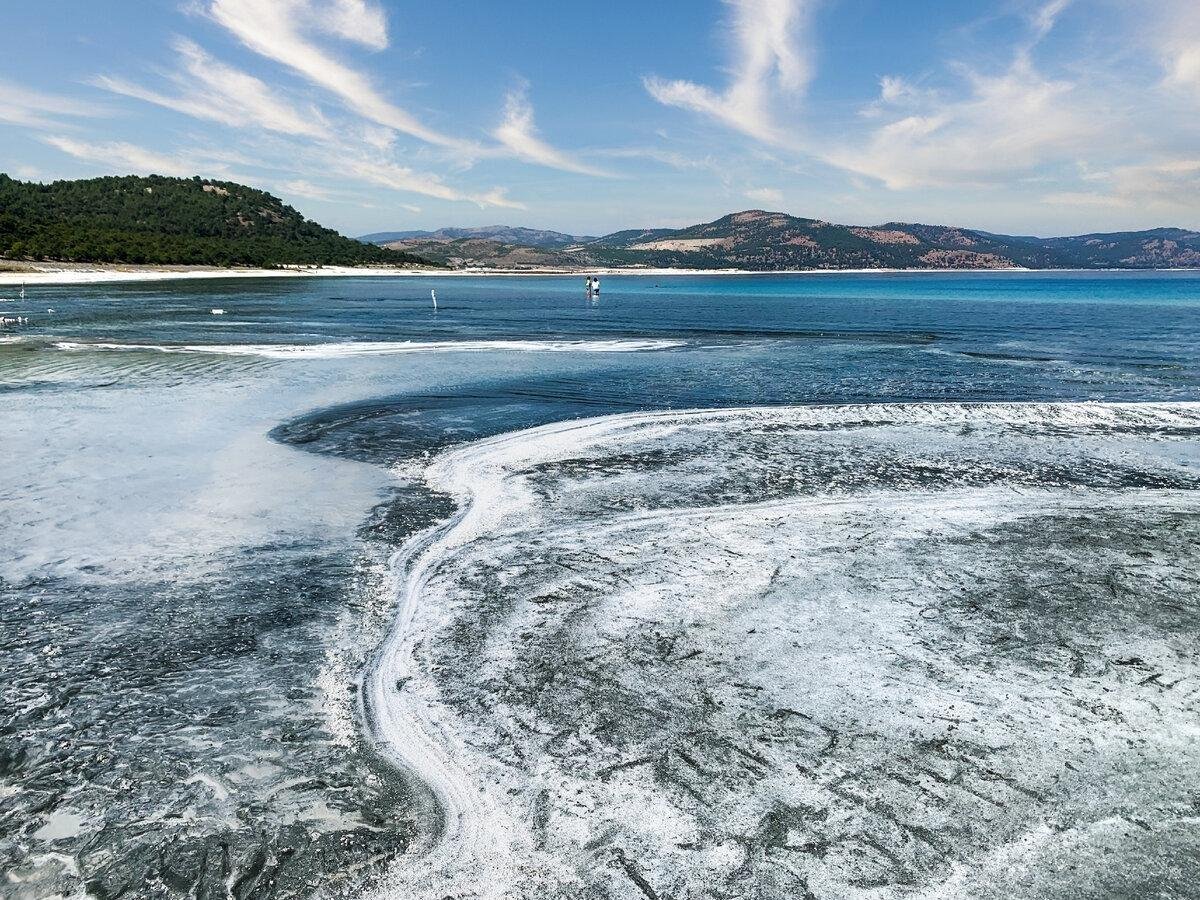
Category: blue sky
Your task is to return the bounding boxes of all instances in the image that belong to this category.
[1,0,1198,237]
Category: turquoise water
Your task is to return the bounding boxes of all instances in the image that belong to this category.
[1,272,1199,898]
[6,271,1200,412]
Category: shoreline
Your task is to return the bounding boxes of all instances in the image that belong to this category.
[4,262,1200,286]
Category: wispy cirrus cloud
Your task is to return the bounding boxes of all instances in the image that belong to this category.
[1043,158,1200,212]
[492,84,613,178]
[201,0,608,188]
[828,56,1098,190]
[321,0,388,51]
[1156,0,1200,98]
[0,79,108,129]
[648,0,1109,197]
[55,0,596,210]
[279,179,336,201]
[1165,44,1200,92]
[598,146,723,173]
[642,0,1152,203]
[1029,0,1072,42]
[207,0,476,153]
[40,128,521,211]
[745,186,784,205]
[644,0,816,145]
[831,0,1199,223]
[341,156,525,209]
[92,38,329,138]
[42,136,232,178]
[827,0,1099,191]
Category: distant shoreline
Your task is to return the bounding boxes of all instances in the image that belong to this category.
[3,262,1199,286]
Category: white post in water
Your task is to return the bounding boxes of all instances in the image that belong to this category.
[431,289,438,309]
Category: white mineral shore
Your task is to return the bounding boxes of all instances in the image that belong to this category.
[361,401,1200,898]
[0,263,1049,286]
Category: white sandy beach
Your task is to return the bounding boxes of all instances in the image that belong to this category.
[9,263,1198,288]
[0,264,425,286]
[0,262,1051,286]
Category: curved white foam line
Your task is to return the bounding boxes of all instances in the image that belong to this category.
[365,554,520,894]
[53,338,686,357]
[362,399,1200,896]
[363,416,617,897]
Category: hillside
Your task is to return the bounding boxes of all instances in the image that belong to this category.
[379,237,587,269]
[585,210,1200,270]
[1035,228,1200,268]
[0,174,430,268]
[362,225,594,248]
[585,211,1052,269]
[368,210,1200,271]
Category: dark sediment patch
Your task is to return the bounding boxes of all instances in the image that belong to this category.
[0,523,432,897]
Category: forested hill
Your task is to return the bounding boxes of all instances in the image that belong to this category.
[0,174,429,267]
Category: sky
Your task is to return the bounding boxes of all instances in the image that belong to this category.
[1,0,1198,237]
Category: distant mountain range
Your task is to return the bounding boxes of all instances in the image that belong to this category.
[4,174,1195,272]
[358,225,595,248]
[364,209,1200,271]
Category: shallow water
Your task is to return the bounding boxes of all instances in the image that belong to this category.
[1,272,1198,899]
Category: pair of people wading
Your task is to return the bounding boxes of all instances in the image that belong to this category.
[585,275,601,297]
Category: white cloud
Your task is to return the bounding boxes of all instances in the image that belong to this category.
[879,76,916,104]
[1043,158,1200,214]
[644,0,815,144]
[323,0,388,51]
[598,146,723,173]
[1156,1,1200,97]
[1029,0,1072,42]
[46,129,525,211]
[276,179,421,213]
[642,0,1149,201]
[857,75,928,119]
[42,136,228,178]
[206,0,594,179]
[207,0,473,152]
[280,179,335,201]
[342,156,525,209]
[76,2,564,208]
[1166,44,1200,90]
[822,1,1114,191]
[830,58,1098,189]
[0,79,107,129]
[44,128,521,209]
[745,186,783,204]
[93,39,329,138]
[493,85,613,177]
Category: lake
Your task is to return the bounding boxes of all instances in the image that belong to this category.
[2,271,1198,898]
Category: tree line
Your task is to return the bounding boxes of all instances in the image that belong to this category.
[0,174,431,268]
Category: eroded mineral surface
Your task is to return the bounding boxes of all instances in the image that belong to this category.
[368,403,1200,899]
